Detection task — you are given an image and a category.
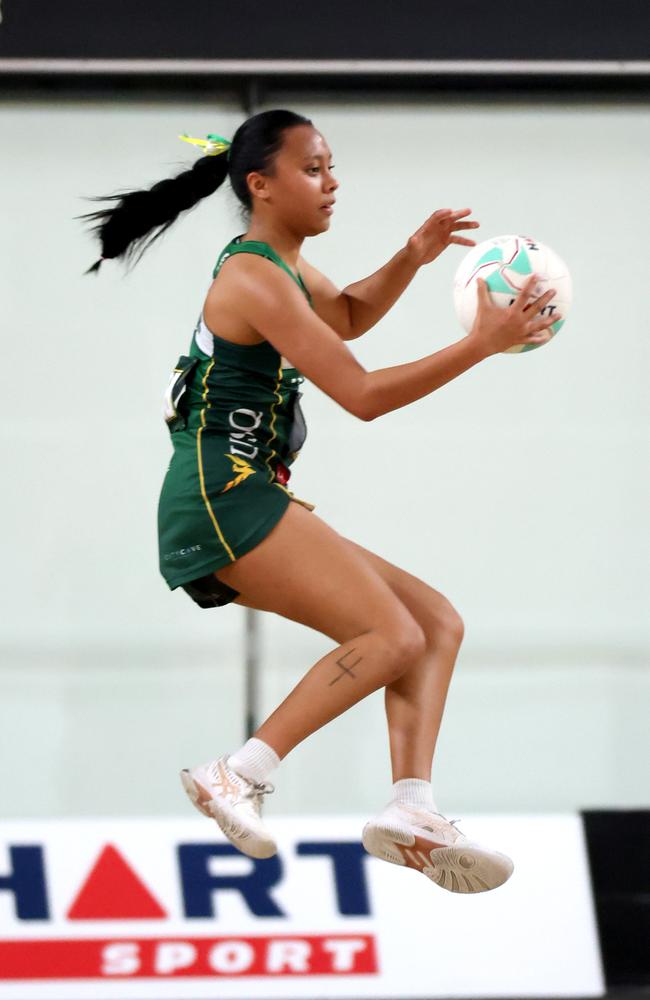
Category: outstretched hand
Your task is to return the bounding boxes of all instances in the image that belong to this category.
[406,208,480,267]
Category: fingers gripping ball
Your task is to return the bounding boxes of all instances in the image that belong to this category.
[453,234,572,353]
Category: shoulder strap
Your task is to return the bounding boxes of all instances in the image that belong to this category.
[213,237,313,308]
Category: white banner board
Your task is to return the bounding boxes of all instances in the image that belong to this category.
[0,815,604,998]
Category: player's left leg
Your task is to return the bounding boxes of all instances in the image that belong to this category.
[341,536,464,783]
[337,538,513,894]
[234,533,463,789]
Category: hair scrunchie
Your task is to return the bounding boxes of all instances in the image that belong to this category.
[178,132,231,159]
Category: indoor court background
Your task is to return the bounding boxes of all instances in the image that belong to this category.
[1,96,647,819]
[1,1,648,996]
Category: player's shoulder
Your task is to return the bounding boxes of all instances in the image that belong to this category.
[221,248,294,281]
[208,250,307,319]
[220,247,308,299]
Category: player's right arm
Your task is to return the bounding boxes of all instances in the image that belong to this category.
[231,257,559,422]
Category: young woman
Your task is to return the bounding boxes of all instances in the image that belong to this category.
[84,108,559,894]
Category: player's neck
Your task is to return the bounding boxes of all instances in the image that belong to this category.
[241,222,304,270]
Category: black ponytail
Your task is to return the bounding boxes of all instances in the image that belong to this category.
[81,108,313,276]
[80,154,229,274]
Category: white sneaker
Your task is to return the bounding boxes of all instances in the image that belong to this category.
[180,755,277,859]
[362,802,514,893]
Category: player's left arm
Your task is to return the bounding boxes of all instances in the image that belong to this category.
[299,250,420,341]
[297,256,355,340]
[300,208,479,341]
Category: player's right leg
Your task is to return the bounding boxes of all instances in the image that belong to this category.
[217,501,429,754]
[181,500,427,857]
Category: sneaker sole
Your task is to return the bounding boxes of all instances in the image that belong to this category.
[362,821,513,893]
[180,769,276,860]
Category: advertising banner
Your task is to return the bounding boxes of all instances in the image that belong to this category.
[0,815,604,999]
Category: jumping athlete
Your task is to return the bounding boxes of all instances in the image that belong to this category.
[83,109,559,893]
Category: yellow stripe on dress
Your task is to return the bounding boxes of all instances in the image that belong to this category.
[197,359,236,562]
[264,361,284,484]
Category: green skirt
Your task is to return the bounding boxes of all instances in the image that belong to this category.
[158,427,313,590]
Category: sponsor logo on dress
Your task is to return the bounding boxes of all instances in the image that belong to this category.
[221,453,256,493]
[228,408,263,460]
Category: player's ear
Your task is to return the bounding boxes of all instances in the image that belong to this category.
[247,170,271,203]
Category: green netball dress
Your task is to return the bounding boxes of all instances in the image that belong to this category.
[158,236,315,592]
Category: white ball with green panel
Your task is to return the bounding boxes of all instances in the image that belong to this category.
[453,234,572,353]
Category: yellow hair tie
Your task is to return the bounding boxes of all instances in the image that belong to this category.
[178,132,231,156]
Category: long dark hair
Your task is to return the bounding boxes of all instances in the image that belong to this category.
[80,108,313,275]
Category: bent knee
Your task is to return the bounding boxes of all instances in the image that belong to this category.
[378,615,427,683]
[425,597,465,649]
[443,604,465,646]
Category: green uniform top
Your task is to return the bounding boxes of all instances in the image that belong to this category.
[165,235,312,476]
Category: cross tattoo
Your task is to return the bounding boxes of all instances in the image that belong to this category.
[329,647,362,686]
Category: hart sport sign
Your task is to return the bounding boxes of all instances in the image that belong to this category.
[0,815,604,999]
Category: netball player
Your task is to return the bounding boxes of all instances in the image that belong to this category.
[83,109,559,893]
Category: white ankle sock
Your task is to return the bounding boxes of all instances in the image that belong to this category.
[227,738,280,785]
[392,777,438,813]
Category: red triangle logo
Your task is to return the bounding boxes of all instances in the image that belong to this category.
[67,844,167,920]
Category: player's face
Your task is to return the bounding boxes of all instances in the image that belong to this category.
[256,125,338,236]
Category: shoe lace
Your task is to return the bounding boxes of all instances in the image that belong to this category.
[428,811,465,835]
[243,780,275,811]
[448,818,465,836]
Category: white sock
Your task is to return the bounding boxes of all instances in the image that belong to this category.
[392,777,439,813]
[227,738,280,785]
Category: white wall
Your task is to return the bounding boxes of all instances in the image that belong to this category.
[0,95,648,818]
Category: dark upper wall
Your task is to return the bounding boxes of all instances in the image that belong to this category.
[1,0,649,63]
